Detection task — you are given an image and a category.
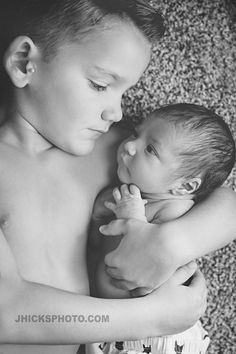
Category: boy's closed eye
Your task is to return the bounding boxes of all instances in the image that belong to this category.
[89,79,108,92]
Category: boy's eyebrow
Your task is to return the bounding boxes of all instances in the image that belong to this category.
[93,65,123,81]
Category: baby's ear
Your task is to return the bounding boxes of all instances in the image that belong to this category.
[171,177,202,196]
[4,36,38,88]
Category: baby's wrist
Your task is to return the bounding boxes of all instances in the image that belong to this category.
[123,212,147,222]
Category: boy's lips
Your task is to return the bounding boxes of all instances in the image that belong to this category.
[87,128,109,138]
[88,127,109,135]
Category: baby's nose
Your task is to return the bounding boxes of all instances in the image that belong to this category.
[124,141,136,156]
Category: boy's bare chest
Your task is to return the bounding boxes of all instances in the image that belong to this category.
[0,146,112,290]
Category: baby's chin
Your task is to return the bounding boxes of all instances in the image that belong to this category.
[117,165,132,184]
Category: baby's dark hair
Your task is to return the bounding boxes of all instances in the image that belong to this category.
[1,0,164,60]
[153,103,235,202]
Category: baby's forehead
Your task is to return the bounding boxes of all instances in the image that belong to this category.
[140,115,175,134]
[140,114,187,148]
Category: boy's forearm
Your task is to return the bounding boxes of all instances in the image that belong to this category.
[165,187,236,264]
[0,277,153,344]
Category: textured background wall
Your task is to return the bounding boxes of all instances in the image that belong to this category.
[122,1,236,353]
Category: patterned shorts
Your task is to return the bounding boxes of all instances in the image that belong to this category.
[99,321,210,354]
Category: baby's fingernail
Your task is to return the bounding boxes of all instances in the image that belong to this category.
[99,225,105,233]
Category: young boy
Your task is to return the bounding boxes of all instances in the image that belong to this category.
[0,1,234,354]
[92,103,235,354]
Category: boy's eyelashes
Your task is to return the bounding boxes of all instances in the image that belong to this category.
[89,79,108,92]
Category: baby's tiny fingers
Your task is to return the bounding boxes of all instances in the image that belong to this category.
[120,184,130,196]
[104,201,116,212]
[113,187,121,202]
[129,184,141,197]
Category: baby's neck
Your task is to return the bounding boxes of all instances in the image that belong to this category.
[142,190,193,203]
[0,108,53,154]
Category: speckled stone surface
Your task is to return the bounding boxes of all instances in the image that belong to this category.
[122,1,236,353]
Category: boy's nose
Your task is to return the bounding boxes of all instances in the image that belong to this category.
[102,103,123,123]
[124,140,136,156]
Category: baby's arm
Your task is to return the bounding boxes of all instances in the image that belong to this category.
[93,184,147,299]
[104,184,147,222]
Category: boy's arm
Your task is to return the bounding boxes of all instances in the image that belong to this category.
[101,186,236,291]
[0,224,207,344]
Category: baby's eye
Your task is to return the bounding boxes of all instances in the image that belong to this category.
[145,144,159,157]
[89,80,108,92]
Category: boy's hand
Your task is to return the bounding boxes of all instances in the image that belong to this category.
[100,219,178,291]
[104,184,147,221]
[145,264,207,335]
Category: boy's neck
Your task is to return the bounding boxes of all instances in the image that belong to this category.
[0,109,53,154]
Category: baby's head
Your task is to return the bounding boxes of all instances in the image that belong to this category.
[117,103,235,201]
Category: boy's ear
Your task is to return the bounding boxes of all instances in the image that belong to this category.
[171,177,202,196]
[4,36,38,88]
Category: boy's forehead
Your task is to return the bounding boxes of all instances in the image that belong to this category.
[72,21,151,84]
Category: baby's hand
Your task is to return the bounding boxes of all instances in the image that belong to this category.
[104,184,147,221]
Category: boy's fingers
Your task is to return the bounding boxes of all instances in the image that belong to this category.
[188,269,206,294]
[130,287,151,297]
[129,184,141,196]
[187,269,207,314]
[110,278,136,291]
[104,264,120,278]
[99,219,125,236]
[171,261,198,286]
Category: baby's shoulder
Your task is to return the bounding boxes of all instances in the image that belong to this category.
[151,199,195,224]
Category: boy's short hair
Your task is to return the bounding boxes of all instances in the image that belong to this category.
[153,103,236,201]
[0,0,164,105]
[1,0,165,60]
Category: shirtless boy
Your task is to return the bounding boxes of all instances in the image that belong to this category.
[0,1,235,354]
[92,103,235,354]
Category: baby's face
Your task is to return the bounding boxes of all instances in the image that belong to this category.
[117,116,181,195]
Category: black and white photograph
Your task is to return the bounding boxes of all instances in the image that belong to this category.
[0,1,235,353]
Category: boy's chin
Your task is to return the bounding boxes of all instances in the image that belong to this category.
[64,140,96,156]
